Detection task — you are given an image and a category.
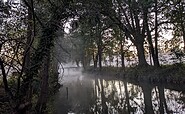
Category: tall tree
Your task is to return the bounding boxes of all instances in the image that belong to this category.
[100,0,149,66]
[18,0,76,113]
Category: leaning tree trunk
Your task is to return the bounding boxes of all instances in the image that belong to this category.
[34,22,55,114]
[35,53,50,114]
[0,43,14,100]
[16,0,34,99]
[18,0,73,113]
[19,14,61,114]
[0,59,13,99]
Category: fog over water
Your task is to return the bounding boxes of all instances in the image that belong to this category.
[54,67,185,114]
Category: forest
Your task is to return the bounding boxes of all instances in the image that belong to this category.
[0,0,185,113]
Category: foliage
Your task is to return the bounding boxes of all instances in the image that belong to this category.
[1,0,185,113]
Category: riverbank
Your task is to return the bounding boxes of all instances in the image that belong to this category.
[84,63,185,84]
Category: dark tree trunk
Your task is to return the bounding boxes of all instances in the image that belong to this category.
[158,86,164,114]
[98,36,102,70]
[25,2,34,103]
[75,60,80,67]
[93,54,98,68]
[154,0,160,67]
[18,1,72,113]
[158,86,169,114]
[82,57,86,69]
[20,19,59,114]
[142,84,154,114]
[120,38,125,69]
[36,54,50,114]
[135,42,148,66]
[0,59,13,98]
[82,54,89,70]
[17,0,34,98]
[52,54,59,75]
[50,46,59,90]
[24,5,32,74]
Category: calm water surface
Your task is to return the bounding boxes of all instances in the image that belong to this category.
[54,68,185,114]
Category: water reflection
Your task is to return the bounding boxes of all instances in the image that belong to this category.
[54,69,185,114]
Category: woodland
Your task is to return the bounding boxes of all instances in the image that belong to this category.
[0,0,185,113]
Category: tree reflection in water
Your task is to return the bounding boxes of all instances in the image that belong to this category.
[54,72,185,114]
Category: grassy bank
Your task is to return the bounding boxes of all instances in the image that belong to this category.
[84,64,185,84]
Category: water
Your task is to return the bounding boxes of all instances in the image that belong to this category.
[54,68,185,114]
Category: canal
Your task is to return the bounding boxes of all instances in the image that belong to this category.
[54,68,185,114]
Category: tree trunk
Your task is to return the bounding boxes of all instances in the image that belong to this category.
[25,2,34,103]
[98,36,102,70]
[142,84,154,114]
[154,0,160,67]
[17,0,33,98]
[120,38,125,69]
[183,30,185,52]
[158,86,169,114]
[93,53,98,68]
[0,59,13,98]
[177,0,185,52]
[35,54,50,114]
[24,4,32,74]
[100,79,108,114]
[135,42,148,66]
[123,81,131,113]
[51,47,59,89]
[181,21,185,52]
[146,22,159,67]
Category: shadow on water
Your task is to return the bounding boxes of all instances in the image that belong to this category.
[54,68,185,114]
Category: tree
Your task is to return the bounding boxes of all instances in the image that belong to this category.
[77,1,113,69]
[28,1,75,112]
[100,0,149,66]
[0,0,77,113]
[168,0,185,51]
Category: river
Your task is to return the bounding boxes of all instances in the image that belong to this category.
[54,68,185,114]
